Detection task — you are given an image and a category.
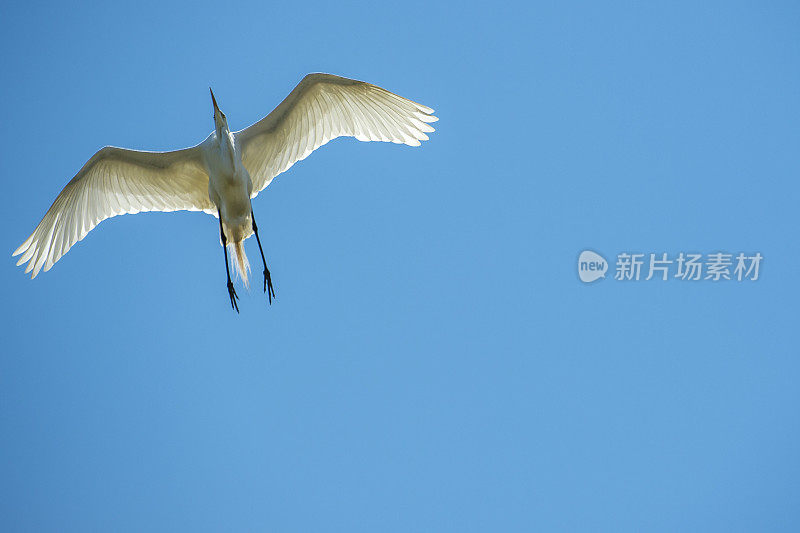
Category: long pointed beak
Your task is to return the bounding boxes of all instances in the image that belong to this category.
[210,87,219,112]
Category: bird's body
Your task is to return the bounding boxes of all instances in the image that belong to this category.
[202,114,255,284]
[13,73,437,310]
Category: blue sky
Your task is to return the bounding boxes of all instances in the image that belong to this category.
[2,1,799,531]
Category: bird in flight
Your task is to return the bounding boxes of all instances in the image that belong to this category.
[13,73,437,312]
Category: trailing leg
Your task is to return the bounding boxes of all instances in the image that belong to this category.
[219,211,239,313]
[251,208,275,304]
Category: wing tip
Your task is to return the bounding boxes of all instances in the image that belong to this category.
[31,258,46,278]
[13,235,34,257]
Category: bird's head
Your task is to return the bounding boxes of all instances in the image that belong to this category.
[210,88,228,131]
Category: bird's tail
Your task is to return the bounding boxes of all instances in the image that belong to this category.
[229,240,251,289]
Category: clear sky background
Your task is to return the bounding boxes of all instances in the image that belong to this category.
[2,1,799,531]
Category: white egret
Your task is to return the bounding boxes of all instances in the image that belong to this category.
[13,73,438,312]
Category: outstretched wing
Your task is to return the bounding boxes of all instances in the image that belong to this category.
[235,73,438,196]
[14,146,213,278]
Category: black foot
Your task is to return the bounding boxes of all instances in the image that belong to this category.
[264,268,276,305]
[227,280,240,313]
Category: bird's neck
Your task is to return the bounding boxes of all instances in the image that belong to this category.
[216,122,231,142]
[216,125,238,167]
[215,124,233,149]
